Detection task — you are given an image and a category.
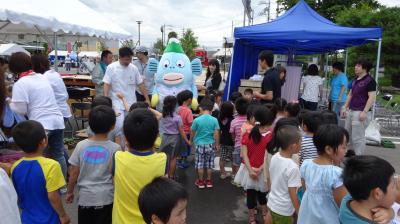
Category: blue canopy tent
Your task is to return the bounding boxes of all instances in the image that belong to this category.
[225,0,382,116]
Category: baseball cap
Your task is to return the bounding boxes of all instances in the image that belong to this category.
[136,46,148,53]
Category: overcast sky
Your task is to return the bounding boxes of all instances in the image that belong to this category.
[81,0,399,49]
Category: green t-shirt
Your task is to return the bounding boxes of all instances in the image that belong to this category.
[191,114,220,145]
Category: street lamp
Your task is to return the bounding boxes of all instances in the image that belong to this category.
[136,21,142,46]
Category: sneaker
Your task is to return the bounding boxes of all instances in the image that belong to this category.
[220,172,231,179]
[206,180,213,188]
[195,179,205,189]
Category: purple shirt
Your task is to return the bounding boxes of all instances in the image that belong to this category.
[349,75,376,111]
[161,114,183,135]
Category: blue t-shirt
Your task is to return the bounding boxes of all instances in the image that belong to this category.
[191,114,220,145]
[11,157,66,224]
[330,72,348,102]
[339,194,375,224]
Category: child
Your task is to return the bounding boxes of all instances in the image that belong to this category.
[218,102,235,179]
[10,120,70,224]
[160,96,190,179]
[298,124,349,224]
[229,91,243,105]
[66,105,121,224]
[139,177,188,224]
[190,98,220,189]
[177,90,194,169]
[229,97,249,180]
[284,102,301,118]
[321,110,338,125]
[340,155,397,224]
[272,98,287,127]
[267,125,302,224]
[299,111,323,166]
[243,88,254,101]
[112,109,167,223]
[234,106,274,224]
[392,175,400,223]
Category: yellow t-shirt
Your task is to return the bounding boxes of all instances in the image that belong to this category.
[112,150,167,224]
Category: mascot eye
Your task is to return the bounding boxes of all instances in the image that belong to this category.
[176,60,185,68]
[163,60,170,68]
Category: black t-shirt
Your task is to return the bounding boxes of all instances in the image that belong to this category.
[261,67,281,104]
[219,117,234,146]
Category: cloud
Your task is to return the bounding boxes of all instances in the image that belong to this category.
[81,0,398,49]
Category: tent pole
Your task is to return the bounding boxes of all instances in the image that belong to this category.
[54,32,58,72]
[324,53,329,101]
[372,38,382,119]
[344,48,348,74]
[226,45,235,100]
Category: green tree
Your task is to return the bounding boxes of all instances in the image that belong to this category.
[180,29,198,60]
[153,38,165,54]
[120,39,134,49]
[336,5,400,87]
[276,0,380,22]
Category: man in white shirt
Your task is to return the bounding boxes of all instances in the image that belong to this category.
[133,46,153,102]
[103,47,149,134]
[92,50,113,96]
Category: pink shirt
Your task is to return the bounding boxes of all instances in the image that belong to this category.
[178,106,193,134]
[229,115,247,148]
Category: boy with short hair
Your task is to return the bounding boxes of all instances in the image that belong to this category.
[177,90,194,169]
[299,111,323,166]
[66,105,120,224]
[340,155,397,224]
[190,98,220,189]
[10,120,70,224]
[139,177,188,224]
[243,88,254,101]
[268,125,302,223]
[112,109,167,224]
[230,97,249,179]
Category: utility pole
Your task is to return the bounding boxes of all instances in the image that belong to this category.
[231,21,234,37]
[267,0,271,22]
[136,21,142,46]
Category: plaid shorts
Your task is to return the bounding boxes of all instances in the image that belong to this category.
[195,144,215,169]
[220,145,233,161]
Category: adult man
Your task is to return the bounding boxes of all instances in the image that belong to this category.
[64,54,71,72]
[133,46,153,101]
[253,50,284,104]
[92,50,113,96]
[103,47,149,133]
[341,59,376,155]
[330,62,348,117]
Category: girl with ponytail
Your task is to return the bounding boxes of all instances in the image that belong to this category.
[233,106,275,224]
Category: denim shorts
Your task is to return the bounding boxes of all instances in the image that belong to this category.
[232,147,241,166]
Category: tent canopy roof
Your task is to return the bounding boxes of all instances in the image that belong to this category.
[234,0,382,54]
[0,43,30,56]
[0,0,131,40]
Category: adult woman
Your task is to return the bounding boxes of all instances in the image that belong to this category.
[300,64,323,111]
[203,59,222,94]
[8,52,67,179]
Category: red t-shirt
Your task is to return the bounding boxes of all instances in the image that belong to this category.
[241,130,273,168]
[178,106,193,134]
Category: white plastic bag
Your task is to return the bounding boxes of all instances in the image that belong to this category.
[365,119,381,143]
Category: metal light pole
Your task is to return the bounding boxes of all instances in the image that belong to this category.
[136,21,142,46]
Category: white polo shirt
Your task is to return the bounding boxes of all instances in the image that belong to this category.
[43,70,72,118]
[103,61,143,110]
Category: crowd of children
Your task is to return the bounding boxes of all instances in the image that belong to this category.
[1,86,400,224]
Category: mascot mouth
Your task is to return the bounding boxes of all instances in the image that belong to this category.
[163,73,184,85]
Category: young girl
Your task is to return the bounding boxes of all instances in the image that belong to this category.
[218,102,235,179]
[160,96,190,179]
[234,106,275,224]
[297,124,349,224]
[271,98,287,127]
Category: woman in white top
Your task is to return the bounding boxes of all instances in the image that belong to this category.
[9,52,67,179]
[300,64,323,111]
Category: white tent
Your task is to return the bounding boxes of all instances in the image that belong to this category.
[78,51,99,58]
[0,0,131,40]
[0,43,30,56]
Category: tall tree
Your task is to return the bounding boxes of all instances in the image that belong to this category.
[120,39,135,49]
[180,29,199,60]
[276,0,380,22]
[153,38,165,54]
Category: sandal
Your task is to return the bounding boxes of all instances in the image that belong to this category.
[248,209,257,224]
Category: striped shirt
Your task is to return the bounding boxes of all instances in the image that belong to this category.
[300,136,317,166]
[229,115,247,148]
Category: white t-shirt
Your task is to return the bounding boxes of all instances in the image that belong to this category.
[267,152,302,216]
[103,61,143,110]
[0,168,21,224]
[301,76,323,102]
[12,73,64,130]
[43,70,72,118]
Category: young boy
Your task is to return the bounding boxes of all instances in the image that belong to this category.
[268,125,302,224]
[66,105,120,224]
[10,120,70,224]
[340,155,397,224]
[138,177,188,224]
[177,90,194,169]
[229,97,249,180]
[299,111,323,166]
[190,98,220,189]
[243,88,254,101]
[112,108,167,223]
